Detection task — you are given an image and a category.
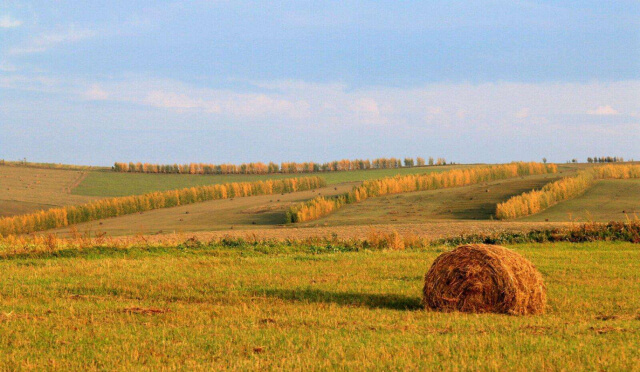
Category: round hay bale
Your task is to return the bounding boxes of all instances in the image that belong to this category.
[422,244,546,315]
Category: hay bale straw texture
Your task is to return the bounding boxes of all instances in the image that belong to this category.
[422,244,546,315]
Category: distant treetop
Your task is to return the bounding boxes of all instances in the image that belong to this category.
[112,157,449,175]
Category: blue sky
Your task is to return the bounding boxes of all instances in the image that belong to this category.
[1,1,639,165]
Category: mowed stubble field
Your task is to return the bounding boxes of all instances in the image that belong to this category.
[0,241,638,370]
[0,166,98,217]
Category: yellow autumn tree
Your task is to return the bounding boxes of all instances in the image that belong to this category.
[496,164,640,219]
[287,162,557,223]
[0,176,326,237]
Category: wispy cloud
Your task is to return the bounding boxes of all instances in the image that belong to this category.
[0,15,22,28]
[0,62,17,72]
[587,105,619,116]
[84,84,109,101]
[144,90,210,111]
[0,74,63,93]
[2,74,639,133]
[9,26,96,54]
[85,79,640,134]
[515,108,530,118]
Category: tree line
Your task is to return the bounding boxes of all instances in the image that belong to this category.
[587,156,625,163]
[495,164,640,219]
[112,157,449,175]
[286,162,557,223]
[0,176,326,237]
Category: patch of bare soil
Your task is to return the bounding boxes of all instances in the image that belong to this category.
[123,307,171,315]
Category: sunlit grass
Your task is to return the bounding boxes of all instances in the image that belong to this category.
[0,242,638,370]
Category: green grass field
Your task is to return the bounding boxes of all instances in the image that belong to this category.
[0,241,638,370]
[71,165,473,197]
[522,179,640,222]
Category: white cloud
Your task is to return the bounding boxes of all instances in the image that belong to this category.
[2,75,639,133]
[0,75,62,93]
[138,89,307,117]
[349,98,386,124]
[587,105,619,116]
[81,78,312,120]
[84,85,109,101]
[75,79,640,131]
[515,108,530,118]
[426,106,442,115]
[144,90,209,111]
[0,15,22,28]
[9,26,96,54]
[222,94,304,118]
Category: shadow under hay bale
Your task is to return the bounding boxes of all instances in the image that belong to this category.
[422,244,546,315]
